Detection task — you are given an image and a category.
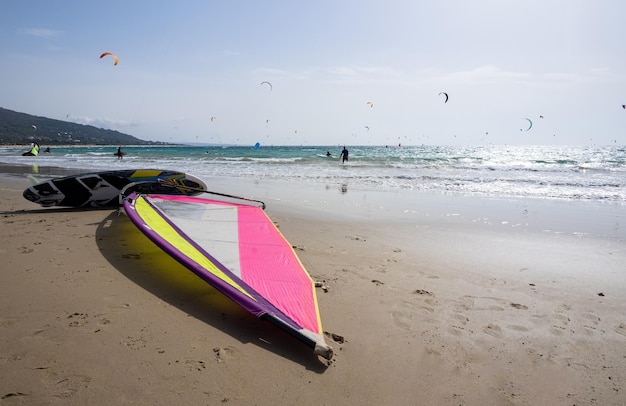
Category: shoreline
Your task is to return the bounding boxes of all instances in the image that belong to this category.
[2,164,625,404]
[4,162,624,241]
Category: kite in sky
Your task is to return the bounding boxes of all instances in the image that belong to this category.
[260,81,272,91]
[439,92,449,103]
[99,52,119,66]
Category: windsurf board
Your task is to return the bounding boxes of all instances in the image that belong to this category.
[23,169,208,208]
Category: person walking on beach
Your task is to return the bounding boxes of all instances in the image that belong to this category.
[340,146,349,163]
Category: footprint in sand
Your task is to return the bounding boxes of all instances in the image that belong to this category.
[391,310,414,331]
[615,323,626,337]
[412,296,437,315]
[549,325,567,336]
[417,270,439,280]
[447,313,469,336]
[104,300,132,312]
[553,312,570,325]
[551,308,571,335]
[122,335,148,350]
[19,246,34,254]
[582,312,601,324]
[42,372,92,401]
[451,312,468,325]
[65,312,88,327]
[483,323,503,338]
[324,331,345,343]
[464,296,508,311]
[184,359,207,372]
[212,346,240,363]
[390,299,431,331]
[0,316,20,328]
[581,312,602,336]
[507,324,530,332]
[464,296,529,312]
[556,303,573,312]
[461,296,509,311]
[96,316,111,328]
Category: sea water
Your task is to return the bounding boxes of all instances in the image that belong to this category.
[1,143,625,240]
[1,144,624,202]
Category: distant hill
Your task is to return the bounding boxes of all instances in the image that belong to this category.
[0,107,163,145]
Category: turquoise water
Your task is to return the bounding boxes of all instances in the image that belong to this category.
[1,144,625,202]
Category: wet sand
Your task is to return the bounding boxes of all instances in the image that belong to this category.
[1,165,625,405]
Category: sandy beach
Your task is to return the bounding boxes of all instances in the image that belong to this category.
[1,165,625,405]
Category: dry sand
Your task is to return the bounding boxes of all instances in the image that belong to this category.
[1,169,626,405]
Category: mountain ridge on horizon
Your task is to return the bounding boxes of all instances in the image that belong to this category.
[0,107,164,145]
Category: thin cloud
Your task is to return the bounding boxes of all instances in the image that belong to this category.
[22,28,62,38]
[427,65,616,87]
[68,115,138,129]
[302,65,406,86]
[438,65,532,85]
[326,65,401,79]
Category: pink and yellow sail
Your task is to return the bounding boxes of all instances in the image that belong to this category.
[123,193,332,359]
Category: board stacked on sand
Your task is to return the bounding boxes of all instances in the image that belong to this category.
[23,169,207,208]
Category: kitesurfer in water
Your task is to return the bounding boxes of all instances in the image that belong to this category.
[116,146,123,159]
[326,150,332,157]
[340,146,349,163]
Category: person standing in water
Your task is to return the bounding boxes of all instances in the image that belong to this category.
[116,146,124,159]
[340,146,349,163]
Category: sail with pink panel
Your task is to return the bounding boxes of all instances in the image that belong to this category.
[123,193,333,359]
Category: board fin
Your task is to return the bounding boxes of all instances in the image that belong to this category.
[26,175,39,186]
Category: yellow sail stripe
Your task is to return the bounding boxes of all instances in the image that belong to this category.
[134,196,254,299]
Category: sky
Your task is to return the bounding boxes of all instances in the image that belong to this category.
[1,0,625,146]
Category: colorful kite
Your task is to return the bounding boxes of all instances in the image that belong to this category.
[99,52,119,66]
